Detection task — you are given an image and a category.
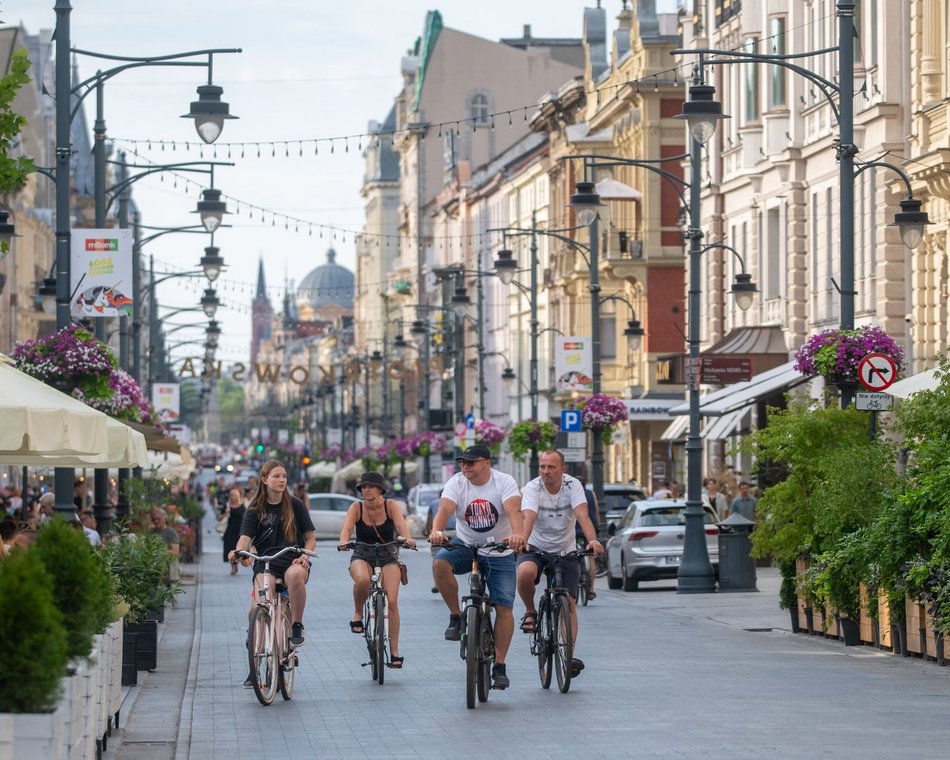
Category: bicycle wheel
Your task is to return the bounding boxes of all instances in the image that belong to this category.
[278,603,295,701]
[553,593,574,693]
[536,594,553,689]
[374,592,386,685]
[249,607,278,706]
[465,605,479,709]
[476,607,492,703]
[363,599,377,682]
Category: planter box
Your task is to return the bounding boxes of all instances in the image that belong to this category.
[905,597,926,655]
[0,703,66,760]
[123,619,158,674]
[107,620,123,726]
[858,584,874,644]
[924,610,940,663]
[878,591,892,649]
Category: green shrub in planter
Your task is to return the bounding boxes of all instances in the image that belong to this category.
[0,550,68,712]
[32,518,114,660]
[103,532,179,623]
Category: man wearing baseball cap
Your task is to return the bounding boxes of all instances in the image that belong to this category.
[429,445,525,690]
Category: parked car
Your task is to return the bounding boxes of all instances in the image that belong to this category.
[602,483,648,533]
[309,492,416,539]
[605,499,719,591]
[407,483,443,516]
[308,492,355,536]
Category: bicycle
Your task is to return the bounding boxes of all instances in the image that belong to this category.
[338,538,413,684]
[235,545,317,706]
[532,548,593,694]
[436,539,509,709]
[575,537,595,606]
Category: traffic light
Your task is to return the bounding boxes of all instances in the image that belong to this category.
[302,455,311,466]
[255,443,264,453]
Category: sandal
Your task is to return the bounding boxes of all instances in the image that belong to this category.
[389,656,404,669]
[520,611,538,633]
[349,619,364,634]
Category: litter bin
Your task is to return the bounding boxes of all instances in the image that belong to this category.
[717,513,757,592]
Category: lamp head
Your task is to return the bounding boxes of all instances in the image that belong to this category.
[570,181,602,226]
[623,318,645,353]
[200,288,220,318]
[194,188,229,233]
[675,82,728,145]
[182,84,238,145]
[199,245,225,282]
[451,285,471,317]
[501,367,516,390]
[37,275,57,315]
[493,248,518,285]
[409,319,427,347]
[730,272,757,312]
[891,197,929,250]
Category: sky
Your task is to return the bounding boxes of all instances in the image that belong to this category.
[14,0,680,366]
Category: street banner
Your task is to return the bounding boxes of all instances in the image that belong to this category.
[555,335,593,392]
[277,428,289,444]
[152,383,180,424]
[70,228,134,318]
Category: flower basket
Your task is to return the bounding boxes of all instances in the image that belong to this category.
[474,420,505,457]
[793,326,905,387]
[411,431,447,458]
[567,393,628,445]
[355,447,378,471]
[507,420,557,463]
[13,323,160,424]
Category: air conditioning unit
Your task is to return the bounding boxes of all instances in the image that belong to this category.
[428,408,453,430]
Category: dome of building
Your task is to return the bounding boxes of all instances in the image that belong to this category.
[296,248,354,314]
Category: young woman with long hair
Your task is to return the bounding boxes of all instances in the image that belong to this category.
[230,460,316,685]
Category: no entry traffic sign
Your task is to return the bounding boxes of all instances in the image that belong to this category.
[857,352,898,392]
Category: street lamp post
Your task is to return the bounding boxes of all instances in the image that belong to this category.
[50,0,238,514]
[673,1,928,408]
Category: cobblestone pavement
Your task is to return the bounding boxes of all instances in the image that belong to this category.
[110,516,950,760]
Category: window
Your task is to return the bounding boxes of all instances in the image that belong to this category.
[470,93,490,125]
[769,17,786,108]
[743,37,760,123]
[765,206,782,300]
[600,301,617,361]
[442,131,455,172]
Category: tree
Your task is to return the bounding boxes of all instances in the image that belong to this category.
[0,48,35,253]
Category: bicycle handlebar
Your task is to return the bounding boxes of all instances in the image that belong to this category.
[338,538,417,552]
[429,538,511,553]
[234,545,317,563]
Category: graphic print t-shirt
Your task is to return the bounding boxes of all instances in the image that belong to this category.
[442,470,520,553]
[521,474,587,553]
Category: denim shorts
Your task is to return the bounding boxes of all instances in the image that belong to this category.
[435,541,516,608]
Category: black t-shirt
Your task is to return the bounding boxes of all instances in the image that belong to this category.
[239,496,314,572]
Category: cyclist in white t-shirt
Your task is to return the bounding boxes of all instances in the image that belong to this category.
[516,450,603,677]
[429,445,525,690]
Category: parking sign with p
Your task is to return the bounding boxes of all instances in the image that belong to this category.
[561,409,582,432]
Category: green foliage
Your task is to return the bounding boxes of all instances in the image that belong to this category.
[102,533,179,623]
[807,531,867,619]
[0,550,68,713]
[0,49,35,206]
[778,560,797,611]
[739,399,897,564]
[507,420,558,463]
[32,519,114,660]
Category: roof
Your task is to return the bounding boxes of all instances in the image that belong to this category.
[297,249,354,310]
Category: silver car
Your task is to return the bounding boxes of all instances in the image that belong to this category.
[605,500,719,591]
[308,493,355,536]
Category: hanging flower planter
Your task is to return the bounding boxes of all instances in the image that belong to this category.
[13,323,161,425]
[507,420,557,462]
[410,431,447,458]
[793,326,905,387]
[474,419,505,456]
[568,393,629,445]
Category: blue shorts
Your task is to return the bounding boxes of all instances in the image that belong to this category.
[434,541,516,608]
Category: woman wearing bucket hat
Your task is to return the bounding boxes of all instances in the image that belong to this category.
[338,471,417,667]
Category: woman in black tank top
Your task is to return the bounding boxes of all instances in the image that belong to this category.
[338,472,417,666]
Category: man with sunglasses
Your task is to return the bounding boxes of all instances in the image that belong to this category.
[429,445,525,689]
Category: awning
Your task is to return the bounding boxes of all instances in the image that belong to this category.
[595,177,641,201]
[660,415,689,441]
[702,407,749,440]
[0,415,149,468]
[307,460,337,479]
[888,368,944,399]
[669,360,807,417]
